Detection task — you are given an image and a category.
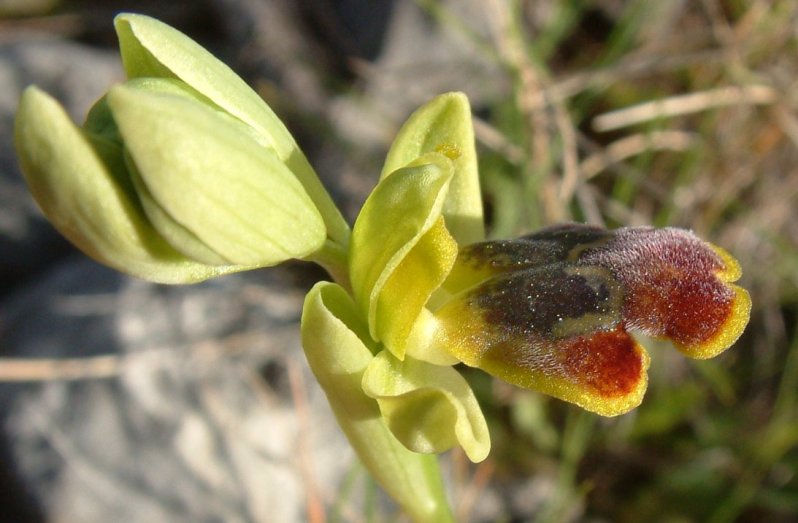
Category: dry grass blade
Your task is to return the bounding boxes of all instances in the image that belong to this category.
[287,358,327,523]
[580,130,697,179]
[0,355,123,381]
[592,85,778,132]
[473,116,524,164]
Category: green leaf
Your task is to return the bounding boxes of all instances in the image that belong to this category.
[14,86,236,283]
[301,282,455,523]
[349,153,453,356]
[362,350,490,463]
[107,84,326,267]
[381,92,484,244]
[113,13,350,245]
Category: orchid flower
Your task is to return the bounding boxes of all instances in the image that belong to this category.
[13,13,751,523]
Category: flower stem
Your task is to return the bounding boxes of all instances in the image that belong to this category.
[302,282,456,522]
[305,238,351,292]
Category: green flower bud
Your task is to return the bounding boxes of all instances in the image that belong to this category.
[114,13,350,245]
[107,83,326,266]
[14,86,233,283]
[13,14,345,283]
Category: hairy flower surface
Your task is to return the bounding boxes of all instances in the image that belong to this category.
[432,224,751,416]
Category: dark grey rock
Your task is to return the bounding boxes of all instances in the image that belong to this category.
[1,259,353,523]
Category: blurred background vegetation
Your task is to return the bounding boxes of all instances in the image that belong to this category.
[2,0,797,522]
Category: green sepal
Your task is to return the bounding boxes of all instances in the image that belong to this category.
[362,350,490,463]
[113,12,350,245]
[126,151,230,266]
[381,92,484,245]
[107,84,326,266]
[14,86,237,283]
[301,282,455,523]
[349,153,453,357]
[83,78,255,266]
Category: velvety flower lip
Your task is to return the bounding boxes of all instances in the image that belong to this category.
[443,223,613,294]
[432,224,750,416]
[434,261,649,415]
[578,226,751,359]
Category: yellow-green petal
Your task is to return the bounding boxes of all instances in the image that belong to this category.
[362,350,490,462]
[374,217,458,360]
[349,153,453,356]
[127,154,230,266]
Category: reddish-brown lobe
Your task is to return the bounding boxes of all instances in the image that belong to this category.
[562,327,642,398]
[580,227,734,348]
[625,270,733,347]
